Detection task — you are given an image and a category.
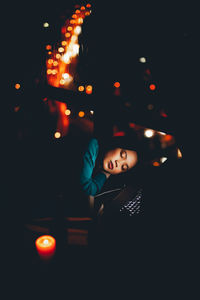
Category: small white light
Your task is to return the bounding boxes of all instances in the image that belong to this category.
[54,132,61,139]
[160,157,168,163]
[90,110,94,114]
[71,35,78,43]
[43,239,49,245]
[72,44,79,56]
[139,57,146,63]
[65,109,71,116]
[158,131,166,135]
[144,129,155,138]
[74,26,82,35]
[62,73,70,79]
[43,22,49,28]
[62,53,71,64]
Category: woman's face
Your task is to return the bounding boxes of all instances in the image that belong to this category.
[103,148,138,175]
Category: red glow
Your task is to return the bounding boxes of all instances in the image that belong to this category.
[114,82,121,96]
[61,27,66,34]
[113,131,125,137]
[35,235,56,260]
[160,109,168,118]
[145,69,151,75]
[164,134,173,142]
[129,122,135,128]
[149,83,156,91]
[46,45,52,50]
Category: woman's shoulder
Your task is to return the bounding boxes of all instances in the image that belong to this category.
[87,138,99,155]
[88,138,98,147]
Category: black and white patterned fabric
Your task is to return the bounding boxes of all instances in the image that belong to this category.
[119,188,143,216]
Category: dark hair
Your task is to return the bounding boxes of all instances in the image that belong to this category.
[94,131,145,175]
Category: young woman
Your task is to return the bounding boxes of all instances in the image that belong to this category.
[80,134,142,197]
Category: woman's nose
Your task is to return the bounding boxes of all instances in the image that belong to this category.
[115,160,121,168]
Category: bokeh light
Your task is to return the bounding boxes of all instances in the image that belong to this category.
[15,83,21,90]
[78,111,85,117]
[139,57,146,63]
[54,132,61,138]
[114,81,120,88]
[43,22,49,28]
[149,83,156,91]
[78,85,84,92]
[65,109,71,116]
[144,129,155,138]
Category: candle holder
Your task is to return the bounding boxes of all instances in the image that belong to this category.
[35,235,56,261]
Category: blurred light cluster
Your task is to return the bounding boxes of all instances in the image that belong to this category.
[53,108,94,139]
[46,3,92,91]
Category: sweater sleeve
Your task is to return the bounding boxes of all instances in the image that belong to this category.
[80,138,107,196]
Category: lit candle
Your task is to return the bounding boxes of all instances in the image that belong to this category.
[35,235,56,260]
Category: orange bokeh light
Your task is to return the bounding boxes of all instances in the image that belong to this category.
[47,59,53,64]
[78,85,84,92]
[65,32,71,38]
[46,44,52,50]
[15,83,21,90]
[56,53,61,59]
[61,40,67,46]
[153,161,160,167]
[77,17,83,24]
[164,134,173,142]
[78,111,85,117]
[86,85,93,94]
[114,81,120,88]
[70,19,76,24]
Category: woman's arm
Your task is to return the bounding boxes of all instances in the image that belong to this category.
[101,170,111,179]
[80,139,108,196]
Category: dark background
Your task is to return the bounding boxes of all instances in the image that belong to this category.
[3,0,199,296]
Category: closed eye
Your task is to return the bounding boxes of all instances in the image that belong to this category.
[121,149,127,159]
[122,164,129,171]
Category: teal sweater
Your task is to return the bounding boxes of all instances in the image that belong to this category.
[80,138,107,196]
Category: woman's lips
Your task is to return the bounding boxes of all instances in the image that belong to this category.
[108,160,113,170]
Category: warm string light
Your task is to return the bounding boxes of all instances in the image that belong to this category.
[46,3,92,90]
[45,4,92,138]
